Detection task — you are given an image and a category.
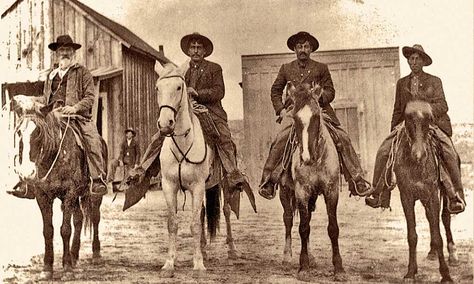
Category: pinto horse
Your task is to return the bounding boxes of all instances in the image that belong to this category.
[280,83,343,278]
[394,100,453,283]
[156,64,242,273]
[12,96,104,281]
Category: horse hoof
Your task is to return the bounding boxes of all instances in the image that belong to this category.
[160,269,174,278]
[228,249,241,259]
[91,256,104,265]
[448,257,460,267]
[61,271,75,281]
[440,276,454,283]
[426,252,437,261]
[403,276,415,283]
[296,270,312,282]
[192,268,206,278]
[334,270,347,282]
[38,271,53,281]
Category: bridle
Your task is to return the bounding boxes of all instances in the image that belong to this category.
[157,74,190,137]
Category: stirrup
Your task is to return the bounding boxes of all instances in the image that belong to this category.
[447,194,466,214]
[352,178,374,197]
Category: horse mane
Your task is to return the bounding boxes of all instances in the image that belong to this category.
[30,111,62,163]
[292,84,316,112]
[404,100,433,118]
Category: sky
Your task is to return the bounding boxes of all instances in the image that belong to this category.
[1,0,473,122]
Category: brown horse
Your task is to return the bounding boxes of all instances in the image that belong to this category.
[394,100,453,283]
[12,96,104,281]
[280,83,343,280]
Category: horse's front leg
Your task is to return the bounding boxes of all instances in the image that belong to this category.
[190,182,206,271]
[223,185,239,259]
[296,200,312,281]
[280,184,294,266]
[36,194,54,280]
[60,201,75,281]
[91,196,103,261]
[441,194,459,266]
[423,194,453,283]
[400,191,418,280]
[161,181,178,274]
[71,200,83,267]
[324,188,344,275]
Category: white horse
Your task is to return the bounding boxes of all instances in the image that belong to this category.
[156,63,234,273]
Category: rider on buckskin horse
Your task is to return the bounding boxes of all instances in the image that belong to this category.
[365,44,466,214]
[258,31,373,200]
[127,32,250,203]
[8,34,108,199]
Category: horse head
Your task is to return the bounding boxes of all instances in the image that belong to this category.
[156,63,189,136]
[12,95,60,181]
[404,100,433,163]
[289,82,324,165]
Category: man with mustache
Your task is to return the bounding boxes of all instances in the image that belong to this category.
[126,33,253,207]
[9,34,107,198]
[259,31,372,200]
[365,44,466,213]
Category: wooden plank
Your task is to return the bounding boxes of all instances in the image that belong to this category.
[44,0,53,69]
[85,18,95,69]
[111,40,121,68]
[64,2,75,39]
[74,9,84,64]
[53,0,64,38]
[103,33,111,67]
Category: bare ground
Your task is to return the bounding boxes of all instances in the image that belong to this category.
[1,188,473,283]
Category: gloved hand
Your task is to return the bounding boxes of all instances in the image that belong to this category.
[60,105,78,115]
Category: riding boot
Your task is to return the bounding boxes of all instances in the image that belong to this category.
[433,127,466,214]
[7,181,36,199]
[259,124,292,200]
[91,178,107,196]
[327,122,373,197]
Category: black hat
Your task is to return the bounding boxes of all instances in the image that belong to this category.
[180,32,213,57]
[402,44,432,66]
[287,31,319,52]
[125,128,136,136]
[48,34,82,51]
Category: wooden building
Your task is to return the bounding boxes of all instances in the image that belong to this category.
[1,0,170,159]
[241,47,400,186]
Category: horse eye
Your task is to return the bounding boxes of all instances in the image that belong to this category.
[177,86,181,91]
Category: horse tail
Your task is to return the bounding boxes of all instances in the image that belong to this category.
[81,194,93,237]
[206,185,221,240]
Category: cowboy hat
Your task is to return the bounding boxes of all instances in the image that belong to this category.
[48,34,82,51]
[287,31,319,52]
[125,128,136,136]
[180,32,213,57]
[402,44,432,66]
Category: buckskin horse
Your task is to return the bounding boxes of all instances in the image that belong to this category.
[394,100,453,283]
[11,95,104,281]
[280,83,344,280]
[155,63,251,275]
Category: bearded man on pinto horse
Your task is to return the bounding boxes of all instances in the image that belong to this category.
[8,34,106,281]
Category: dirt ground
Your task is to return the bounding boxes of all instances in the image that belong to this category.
[1,187,473,283]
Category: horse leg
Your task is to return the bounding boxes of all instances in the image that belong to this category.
[441,195,459,266]
[400,192,418,280]
[60,202,74,280]
[296,199,312,282]
[71,200,84,267]
[223,186,240,259]
[161,182,178,273]
[36,195,54,280]
[424,195,453,283]
[324,190,344,275]
[91,196,103,261]
[200,204,207,260]
[190,184,206,271]
[280,185,293,266]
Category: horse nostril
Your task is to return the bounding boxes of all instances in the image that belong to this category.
[169,120,174,127]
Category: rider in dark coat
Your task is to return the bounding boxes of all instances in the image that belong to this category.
[365,44,466,214]
[258,31,372,200]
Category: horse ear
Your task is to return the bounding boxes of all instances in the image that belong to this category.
[177,60,190,78]
[286,82,296,98]
[311,83,323,101]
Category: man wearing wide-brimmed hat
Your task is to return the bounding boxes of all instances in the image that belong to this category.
[258,31,373,200]
[108,128,141,184]
[127,32,252,207]
[365,44,466,213]
[9,34,108,197]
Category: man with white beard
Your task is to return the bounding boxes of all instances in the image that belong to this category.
[9,34,107,198]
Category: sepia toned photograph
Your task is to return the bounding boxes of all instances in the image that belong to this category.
[0,0,472,283]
